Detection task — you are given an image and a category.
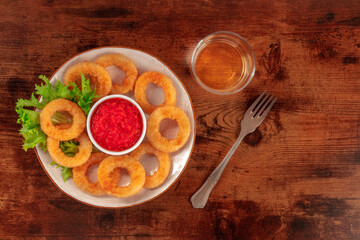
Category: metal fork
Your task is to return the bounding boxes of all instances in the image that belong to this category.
[190,91,277,208]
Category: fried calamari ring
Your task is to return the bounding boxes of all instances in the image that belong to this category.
[73,153,121,196]
[130,142,170,189]
[134,71,176,114]
[40,99,86,141]
[147,106,191,153]
[47,132,92,168]
[97,156,145,198]
[64,61,112,100]
[95,54,138,94]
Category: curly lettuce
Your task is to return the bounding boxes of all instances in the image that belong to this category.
[15,74,96,151]
[16,74,96,182]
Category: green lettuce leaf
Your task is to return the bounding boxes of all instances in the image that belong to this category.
[35,75,57,105]
[49,140,79,182]
[59,140,79,157]
[71,73,97,115]
[15,74,97,152]
[15,107,47,151]
[16,92,45,109]
[16,74,97,182]
[50,161,73,182]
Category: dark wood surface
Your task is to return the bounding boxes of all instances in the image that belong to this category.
[1,0,360,239]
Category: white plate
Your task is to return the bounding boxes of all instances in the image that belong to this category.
[35,47,195,208]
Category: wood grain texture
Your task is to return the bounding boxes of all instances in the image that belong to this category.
[1,0,360,239]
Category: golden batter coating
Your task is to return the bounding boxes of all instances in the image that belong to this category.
[40,99,86,141]
[95,54,138,94]
[47,132,92,168]
[64,61,112,101]
[73,153,121,196]
[97,156,146,198]
[147,106,190,153]
[130,142,170,189]
[134,71,176,114]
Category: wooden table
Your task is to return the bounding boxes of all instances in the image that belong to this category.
[1,0,360,239]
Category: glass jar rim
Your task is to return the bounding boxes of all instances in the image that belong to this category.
[190,31,256,95]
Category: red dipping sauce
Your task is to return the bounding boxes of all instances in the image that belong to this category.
[90,98,143,151]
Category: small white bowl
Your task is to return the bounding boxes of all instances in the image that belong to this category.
[86,94,147,155]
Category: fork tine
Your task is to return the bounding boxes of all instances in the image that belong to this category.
[259,97,277,120]
[254,95,273,118]
[247,91,266,114]
[252,92,270,116]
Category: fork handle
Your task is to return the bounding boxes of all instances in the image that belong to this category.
[190,131,247,208]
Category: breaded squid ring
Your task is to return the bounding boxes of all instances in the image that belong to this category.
[130,142,170,189]
[97,156,145,198]
[134,71,176,114]
[40,99,86,141]
[47,132,92,168]
[73,153,121,196]
[95,54,138,94]
[64,61,112,100]
[147,106,191,153]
